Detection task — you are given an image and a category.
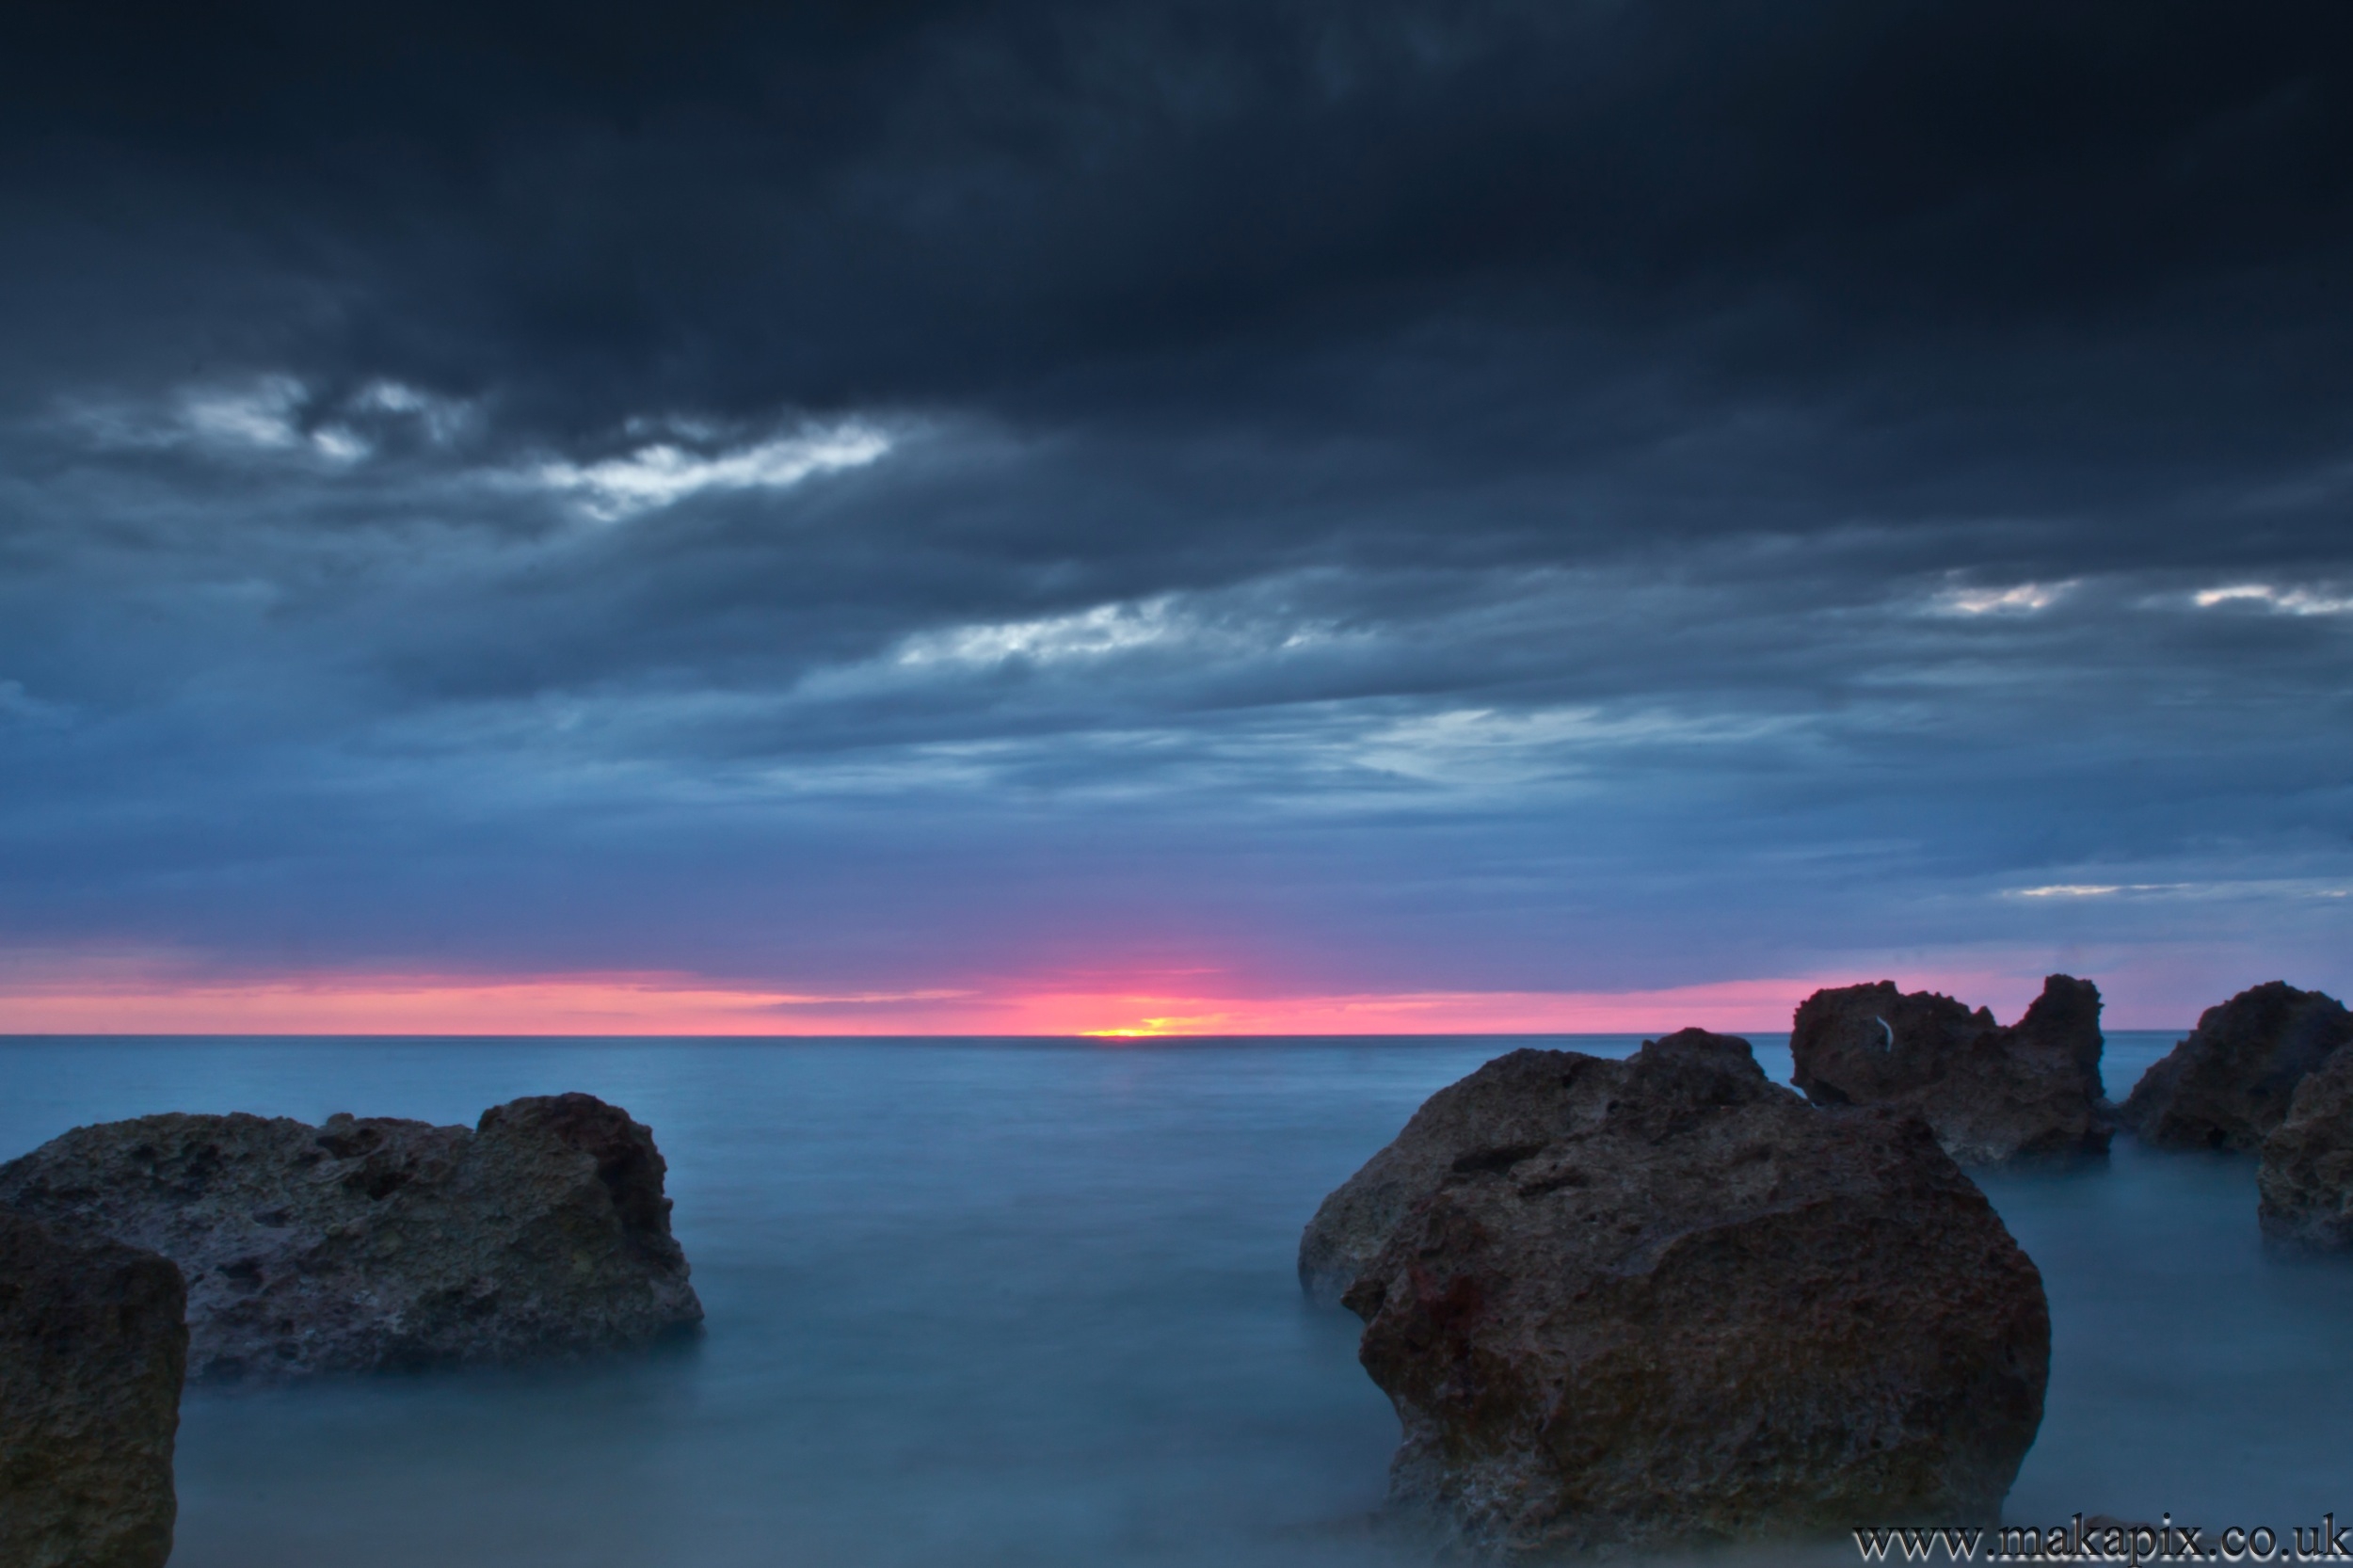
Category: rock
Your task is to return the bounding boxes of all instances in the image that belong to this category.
[0,1207,187,1568]
[1788,975,2109,1164]
[1336,1031,2050,1556]
[0,1093,702,1382]
[1299,1045,1613,1305]
[2258,1046,2353,1251]
[2121,982,2353,1151]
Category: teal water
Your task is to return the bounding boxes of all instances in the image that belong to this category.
[1,1032,2346,1566]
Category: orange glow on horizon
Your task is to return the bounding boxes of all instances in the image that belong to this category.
[0,953,2128,1036]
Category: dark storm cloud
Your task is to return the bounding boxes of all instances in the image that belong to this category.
[9,3,2353,421]
[1,0,2350,1010]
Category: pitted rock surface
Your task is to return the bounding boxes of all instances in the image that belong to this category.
[2121,983,2353,1151]
[0,1093,701,1382]
[1298,1043,1616,1305]
[2258,1046,2353,1251]
[0,1207,186,1568]
[1331,1032,2050,1556]
[1789,974,2109,1164]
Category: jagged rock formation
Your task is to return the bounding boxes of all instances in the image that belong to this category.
[1788,975,2109,1164]
[0,1208,187,1568]
[1326,1032,2051,1556]
[2258,1046,2353,1251]
[2121,983,2353,1151]
[0,1093,701,1382]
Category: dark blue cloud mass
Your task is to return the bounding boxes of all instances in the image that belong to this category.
[0,0,2349,1023]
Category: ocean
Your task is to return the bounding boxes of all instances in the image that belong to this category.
[3,1032,2348,1566]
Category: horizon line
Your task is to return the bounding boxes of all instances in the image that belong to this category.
[0,1026,2191,1042]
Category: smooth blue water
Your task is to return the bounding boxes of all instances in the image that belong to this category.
[2,1032,2347,1566]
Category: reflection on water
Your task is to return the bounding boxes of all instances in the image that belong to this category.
[2,1033,2347,1566]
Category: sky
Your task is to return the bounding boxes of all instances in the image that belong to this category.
[2,1,2350,1035]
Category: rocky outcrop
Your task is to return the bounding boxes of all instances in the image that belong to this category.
[1789,975,2109,1164]
[2258,1046,2353,1251]
[0,1093,701,1382]
[2121,983,2353,1151]
[1333,1032,2050,1557]
[0,1208,186,1568]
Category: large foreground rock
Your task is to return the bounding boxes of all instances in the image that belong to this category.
[1334,1032,2050,1556]
[0,1093,701,1382]
[0,1208,186,1568]
[2121,983,2353,1151]
[1789,975,2108,1164]
[2258,1046,2353,1251]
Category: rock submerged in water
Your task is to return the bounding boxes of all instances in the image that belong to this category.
[0,1208,187,1568]
[2258,1045,2353,1252]
[2120,982,2353,1151]
[0,1093,702,1382]
[1789,975,2109,1164]
[1321,1032,2051,1557]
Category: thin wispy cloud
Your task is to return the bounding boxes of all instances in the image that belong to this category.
[896,600,1189,666]
[2192,584,2353,616]
[1933,582,2075,616]
[527,423,894,520]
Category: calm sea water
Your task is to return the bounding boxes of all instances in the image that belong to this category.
[3,1032,2348,1566]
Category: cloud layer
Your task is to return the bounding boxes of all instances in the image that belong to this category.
[2,2,2350,1029]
